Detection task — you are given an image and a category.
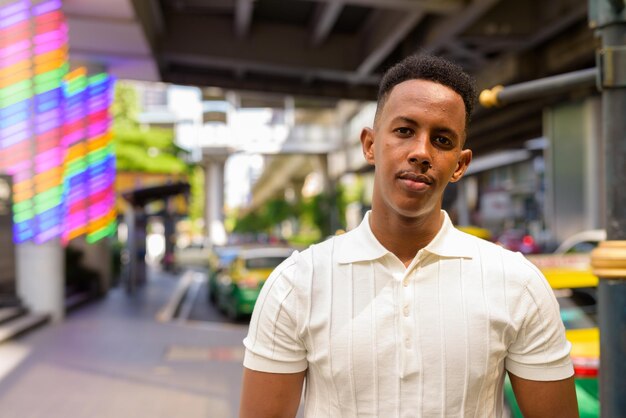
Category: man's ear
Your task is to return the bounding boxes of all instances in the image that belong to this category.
[360,127,375,165]
[450,148,472,183]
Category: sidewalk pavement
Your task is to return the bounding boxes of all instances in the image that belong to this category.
[0,268,248,418]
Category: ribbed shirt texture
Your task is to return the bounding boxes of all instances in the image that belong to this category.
[243,211,573,417]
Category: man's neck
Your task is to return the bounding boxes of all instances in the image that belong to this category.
[369,209,443,267]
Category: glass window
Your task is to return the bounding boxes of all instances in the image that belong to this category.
[565,241,599,254]
[245,256,287,270]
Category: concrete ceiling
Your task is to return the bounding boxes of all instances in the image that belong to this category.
[65,0,598,154]
[63,0,160,80]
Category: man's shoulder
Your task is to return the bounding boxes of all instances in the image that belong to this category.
[452,227,502,256]
[289,231,359,275]
[297,233,344,262]
[455,228,523,258]
[454,228,541,280]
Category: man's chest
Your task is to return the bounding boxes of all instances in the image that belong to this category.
[304,260,513,385]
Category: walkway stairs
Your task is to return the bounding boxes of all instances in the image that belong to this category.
[0,304,49,344]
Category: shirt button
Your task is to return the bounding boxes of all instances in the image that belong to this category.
[405,338,411,348]
[403,306,410,316]
[402,278,409,287]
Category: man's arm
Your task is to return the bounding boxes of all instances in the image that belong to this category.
[508,372,579,418]
[240,367,306,418]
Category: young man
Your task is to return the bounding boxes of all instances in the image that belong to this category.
[240,55,578,417]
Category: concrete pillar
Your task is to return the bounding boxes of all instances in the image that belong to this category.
[16,240,65,322]
[203,151,230,246]
[122,206,146,293]
[122,207,135,293]
[284,96,295,128]
[583,97,604,229]
[543,97,604,242]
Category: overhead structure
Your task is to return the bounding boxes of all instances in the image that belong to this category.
[59,0,597,154]
[114,0,592,154]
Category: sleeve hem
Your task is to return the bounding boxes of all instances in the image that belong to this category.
[243,349,308,374]
[505,358,574,381]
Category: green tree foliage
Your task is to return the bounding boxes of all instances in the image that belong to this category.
[111,81,139,129]
[300,186,347,238]
[112,81,191,174]
[114,127,189,174]
[233,210,269,234]
[233,198,296,234]
[188,165,205,221]
[232,186,348,242]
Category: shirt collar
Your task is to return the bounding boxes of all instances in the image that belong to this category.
[336,211,389,264]
[423,211,477,259]
[336,210,476,264]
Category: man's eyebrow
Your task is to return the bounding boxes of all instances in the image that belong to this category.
[392,116,418,125]
[392,116,461,138]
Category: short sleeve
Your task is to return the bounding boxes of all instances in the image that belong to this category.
[243,255,308,373]
[505,258,574,381]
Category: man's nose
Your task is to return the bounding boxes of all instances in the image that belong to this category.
[407,136,432,169]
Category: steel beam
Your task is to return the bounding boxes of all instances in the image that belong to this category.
[590,5,626,413]
[293,0,462,14]
[355,9,424,80]
[479,68,598,107]
[235,0,254,39]
[310,1,344,46]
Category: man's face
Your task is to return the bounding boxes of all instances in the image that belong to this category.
[360,79,472,219]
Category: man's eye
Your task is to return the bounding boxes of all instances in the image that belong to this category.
[394,127,413,136]
[433,136,452,146]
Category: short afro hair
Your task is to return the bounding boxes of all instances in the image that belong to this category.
[375,55,477,128]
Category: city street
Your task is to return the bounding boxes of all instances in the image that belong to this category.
[0,0,622,415]
[0,267,252,418]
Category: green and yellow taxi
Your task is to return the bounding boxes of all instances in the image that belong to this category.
[505,232,602,417]
[214,246,295,320]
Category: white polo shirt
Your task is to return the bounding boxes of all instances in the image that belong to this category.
[243,211,573,418]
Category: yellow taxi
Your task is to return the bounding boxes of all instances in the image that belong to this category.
[505,231,603,418]
[214,246,295,320]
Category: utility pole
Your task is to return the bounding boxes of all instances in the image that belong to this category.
[588,1,626,416]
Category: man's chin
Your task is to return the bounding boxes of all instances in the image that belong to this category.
[390,204,436,220]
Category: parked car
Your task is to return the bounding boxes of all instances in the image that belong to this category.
[214,246,295,320]
[496,229,542,254]
[504,283,599,418]
[526,229,605,289]
[505,230,605,418]
[174,239,212,267]
[554,229,606,255]
[207,245,241,303]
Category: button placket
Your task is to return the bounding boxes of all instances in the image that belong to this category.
[401,269,414,335]
[397,269,413,380]
[401,261,426,379]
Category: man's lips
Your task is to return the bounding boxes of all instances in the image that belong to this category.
[397,171,433,185]
[396,171,433,192]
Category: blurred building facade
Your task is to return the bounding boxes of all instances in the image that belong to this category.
[0,0,609,323]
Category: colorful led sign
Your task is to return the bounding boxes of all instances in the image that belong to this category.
[85,73,116,243]
[60,70,117,245]
[0,0,116,245]
[60,67,87,244]
[32,0,67,243]
[0,0,36,243]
